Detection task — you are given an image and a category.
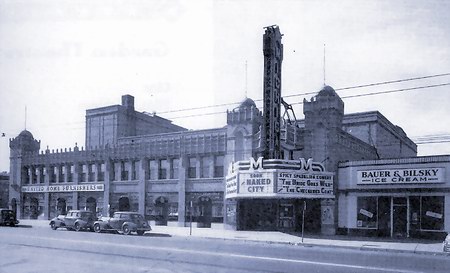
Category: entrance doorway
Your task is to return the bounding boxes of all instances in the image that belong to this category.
[118,197,130,211]
[86,197,97,213]
[57,198,67,215]
[155,196,169,225]
[392,197,407,238]
[198,196,212,228]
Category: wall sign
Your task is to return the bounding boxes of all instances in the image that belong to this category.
[357,168,445,184]
[22,184,104,193]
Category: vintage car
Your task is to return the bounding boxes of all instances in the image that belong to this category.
[0,209,19,226]
[49,210,96,231]
[93,211,151,235]
[443,233,450,252]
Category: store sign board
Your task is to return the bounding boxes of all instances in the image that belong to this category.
[277,171,334,198]
[22,184,104,193]
[225,174,238,198]
[357,168,445,185]
[238,171,275,196]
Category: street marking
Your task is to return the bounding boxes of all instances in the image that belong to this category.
[5,234,423,273]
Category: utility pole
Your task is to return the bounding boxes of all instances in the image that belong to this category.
[189,201,193,236]
[302,200,306,243]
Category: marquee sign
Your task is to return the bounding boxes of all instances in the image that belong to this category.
[357,168,445,185]
[225,157,334,199]
[21,184,105,193]
[277,171,333,198]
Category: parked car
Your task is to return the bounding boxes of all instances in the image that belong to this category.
[0,209,19,226]
[93,211,151,235]
[443,233,450,252]
[49,210,96,231]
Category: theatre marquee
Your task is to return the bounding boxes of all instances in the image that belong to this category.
[225,157,334,199]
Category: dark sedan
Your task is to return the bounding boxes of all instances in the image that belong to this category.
[93,211,151,235]
[49,210,96,231]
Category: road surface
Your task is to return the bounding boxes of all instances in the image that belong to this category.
[0,225,449,273]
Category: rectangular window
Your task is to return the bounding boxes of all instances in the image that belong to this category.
[214,155,224,178]
[111,163,117,181]
[421,196,444,231]
[121,161,128,181]
[149,160,158,180]
[67,165,73,182]
[131,161,138,180]
[171,159,179,179]
[97,163,105,181]
[22,167,30,184]
[40,167,45,184]
[188,157,197,178]
[79,164,86,182]
[58,166,64,182]
[32,167,37,184]
[88,163,94,181]
[201,157,210,178]
[356,197,378,228]
[159,159,169,179]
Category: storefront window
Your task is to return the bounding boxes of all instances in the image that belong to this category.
[421,196,444,231]
[357,197,377,228]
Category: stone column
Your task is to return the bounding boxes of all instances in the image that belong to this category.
[103,160,111,217]
[138,158,147,216]
[177,156,187,227]
[43,165,50,220]
[72,162,79,210]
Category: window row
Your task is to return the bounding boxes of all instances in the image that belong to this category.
[22,155,226,184]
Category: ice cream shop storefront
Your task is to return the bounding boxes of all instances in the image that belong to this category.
[338,156,450,239]
[224,157,335,235]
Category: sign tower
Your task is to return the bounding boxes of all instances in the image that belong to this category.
[262,25,283,159]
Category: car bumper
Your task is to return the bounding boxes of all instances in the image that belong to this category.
[135,226,152,232]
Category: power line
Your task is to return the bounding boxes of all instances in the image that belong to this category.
[158,72,450,114]
[167,82,450,118]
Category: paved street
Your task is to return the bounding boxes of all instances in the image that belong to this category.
[1,225,449,273]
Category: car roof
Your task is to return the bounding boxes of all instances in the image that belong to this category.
[114,211,140,214]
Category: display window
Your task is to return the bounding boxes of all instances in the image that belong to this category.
[356,197,378,228]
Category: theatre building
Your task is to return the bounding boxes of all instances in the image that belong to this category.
[338,156,450,238]
[8,25,439,237]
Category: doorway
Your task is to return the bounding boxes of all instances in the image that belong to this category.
[86,197,97,213]
[392,197,407,238]
[198,196,212,228]
[57,198,66,216]
[118,197,130,211]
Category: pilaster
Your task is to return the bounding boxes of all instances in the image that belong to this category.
[177,156,187,226]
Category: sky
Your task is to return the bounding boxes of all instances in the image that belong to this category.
[1,0,450,172]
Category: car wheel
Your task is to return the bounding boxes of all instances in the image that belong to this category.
[94,223,101,233]
[75,222,82,232]
[123,224,131,235]
[137,230,145,236]
[50,222,57,230]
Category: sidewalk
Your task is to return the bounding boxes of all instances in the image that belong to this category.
[19,219,448,256]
